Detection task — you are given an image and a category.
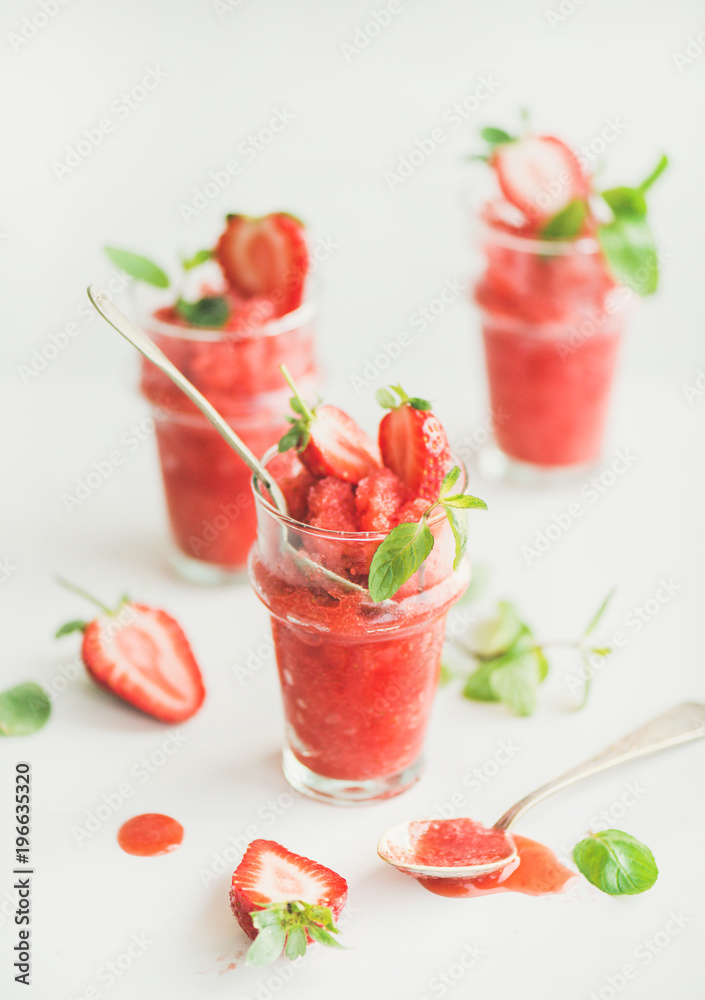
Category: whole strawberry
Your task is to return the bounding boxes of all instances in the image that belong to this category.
[377,386,451,500]
[55,579,205,724]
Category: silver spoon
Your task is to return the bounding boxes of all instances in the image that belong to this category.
[378,701,705,879]
[86,286,365,594]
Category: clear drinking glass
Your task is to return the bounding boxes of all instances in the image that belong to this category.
[137,294,318,584]
[473,211,632,485]
[249,450,471,805]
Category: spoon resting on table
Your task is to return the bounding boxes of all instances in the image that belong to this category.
[378,701,705,879]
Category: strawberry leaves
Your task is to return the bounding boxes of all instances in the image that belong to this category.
[368,466,487,602]
[573,830,658,895]
[376,385,433,412]
[246,901,344,967]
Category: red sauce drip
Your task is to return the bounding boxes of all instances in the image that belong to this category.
[117,813,184,857]
[410,818,515,868]
[418,834,576,897]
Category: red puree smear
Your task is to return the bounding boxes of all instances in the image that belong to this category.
[117,814,184,857]
[410,819,515,868]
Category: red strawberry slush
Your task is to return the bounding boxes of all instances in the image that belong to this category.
[249,452,470,800]
[475,211,629,468]
[140,297,317,575]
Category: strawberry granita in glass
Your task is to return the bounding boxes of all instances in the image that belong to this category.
[249,384,485,803]
[470,128,666,484]
[118,212,318,583]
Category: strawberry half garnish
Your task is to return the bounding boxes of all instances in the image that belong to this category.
[492,135,589,223]
[377,385,451,501]
[55,580,205,724]
[278,366,381,484]
[214,212,308,317]
[230,840,348,966]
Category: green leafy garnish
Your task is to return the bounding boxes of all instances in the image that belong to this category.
[573,830,658,895]
[181,249,213,271]
[103,247,170,288]
[376,385,433,412]
[246,901,344,967]
[175,295,229,329]
[541,198,588,239]
[480,126,516,147]
[0,682,51,736]
[368,464,487,602]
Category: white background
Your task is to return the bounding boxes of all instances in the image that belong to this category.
[2,1,704,998]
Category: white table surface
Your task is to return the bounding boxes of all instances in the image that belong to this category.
[3,0,704,997]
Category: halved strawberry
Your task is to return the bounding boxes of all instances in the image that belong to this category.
[230,840,348,964]
[214,213,308,317]
[492,135,589,223]
[278,367,380,484]
[377,386,451,501]
[56,582,205,724]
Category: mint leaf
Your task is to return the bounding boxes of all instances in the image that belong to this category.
[583,588,615,637]
[55,620,88,638]
[440,466,460,495]
[541,199,587,239]
[104,247,169,288]
[442,494,487,510]
[181,249,213,271]
[639,154,668,193]
[438,662,456,685]
[246,925,287,967]
[601,187,647,219]
[175,295,229,329]
[0,682,51,736]
[278,425,302,453]
[463,661,501,701]
[444,506,468,571]
[481,126,515,146]
[474,601,524,658]
[573,830,658,895]
[488,649,540,716]
[368,518,434,602]
[597,216,659,295]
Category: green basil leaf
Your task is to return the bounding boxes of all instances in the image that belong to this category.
[104,247,169,288]
[285,925,308,960]
[175,295,229,329]
[0,682,51,736]
[541,199,587,239]
[601,187,647,219]
[55,620,88,638]
[583,588,615,637]
[444,506,468,571]
[573,830,658,895]
[597,216,659,295]
[368,518,434,602]
[181,248,213,271]
[481,126,515,146]
[245,924,288,967]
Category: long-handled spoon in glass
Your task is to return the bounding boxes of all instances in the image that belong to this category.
[86,285,365,593]
[378,701,705,879]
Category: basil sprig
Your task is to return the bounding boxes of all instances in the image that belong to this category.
[0,682,51,736]
[573,829,658,895]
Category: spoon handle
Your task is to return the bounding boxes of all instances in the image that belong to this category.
[87,285,287,510]
[494,702,705,831]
